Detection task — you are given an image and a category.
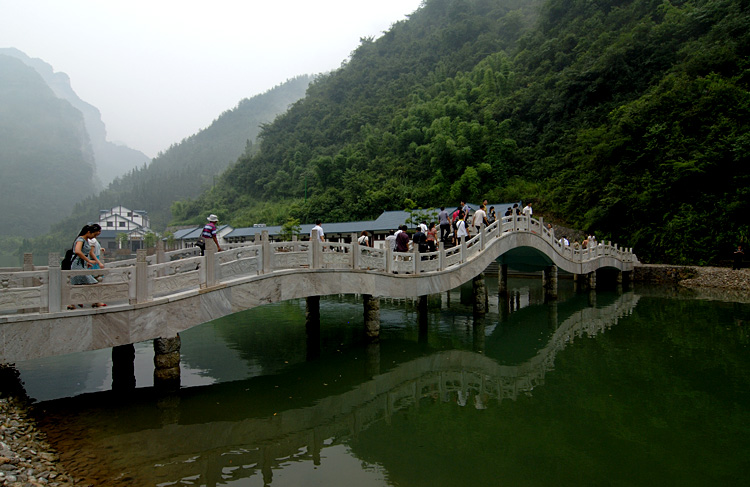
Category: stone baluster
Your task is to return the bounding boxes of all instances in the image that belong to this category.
[47,252,61,313]
[20,253,35,313]
[261,230,271,274]
[135,249,149,303]
[156,240,167,278]
[351,232,359,269]
[312,230,321,269]
[438,241,446,271]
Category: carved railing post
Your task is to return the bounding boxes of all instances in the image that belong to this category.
[438,241,446,271]
[385,245,393,274]
[204,239,217,288]
[312,230,321,269]
[479,225,485,251]
[351,233,359,270]
[413,243,421,274]
[47,252,61,313]
[135,249,149,303]
[262,230,271,274]
[156,240,167,277]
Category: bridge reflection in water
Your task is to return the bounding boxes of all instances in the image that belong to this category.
[31,285,638,487]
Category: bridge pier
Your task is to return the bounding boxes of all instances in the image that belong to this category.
[498,264,508,297]
[306,296,321,360]
[574,271,597,292]
[154,335,181,388]
[112,344,136,390]
[472,273,487,316]
[498,292,510,321]
[543,265,558,301]
[588,271,597,290]
[363,294,380,341]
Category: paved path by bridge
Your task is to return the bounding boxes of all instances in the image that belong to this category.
[0,215,636,363]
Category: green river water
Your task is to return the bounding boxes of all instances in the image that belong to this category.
[13,277,750,486]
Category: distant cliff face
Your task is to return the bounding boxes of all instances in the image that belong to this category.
[0,48,150,187]
[0,54,98,237]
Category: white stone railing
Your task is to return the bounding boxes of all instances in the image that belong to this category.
[0,216,635,315]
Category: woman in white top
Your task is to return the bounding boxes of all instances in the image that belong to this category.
[456,211,469,243]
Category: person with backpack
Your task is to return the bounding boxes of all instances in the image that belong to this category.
[357,231,372,247]
[68,224,106,309]
[413,225,427,253]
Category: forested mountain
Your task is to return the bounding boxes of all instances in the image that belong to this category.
[0,48,150,187]
[178,0,749,265]
[0,55,98,238]
[54,75,314,234]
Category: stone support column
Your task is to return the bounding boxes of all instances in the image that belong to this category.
[154,335,181,388]
[363,294,380,341]
[498,264,508,297]
[588,271,597,290]
[543,265,558,301]
[498,292,509,322]
[112,344,136,390]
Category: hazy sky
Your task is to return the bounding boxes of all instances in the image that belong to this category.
[1,0,424,157]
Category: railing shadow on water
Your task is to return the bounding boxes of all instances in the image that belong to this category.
[0,215,636,318]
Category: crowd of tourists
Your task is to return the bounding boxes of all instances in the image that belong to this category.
[323,200,540,255]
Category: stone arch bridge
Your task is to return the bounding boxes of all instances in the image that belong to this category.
[0,215,636,364]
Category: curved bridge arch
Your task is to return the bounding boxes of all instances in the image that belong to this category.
[0,216,636,363]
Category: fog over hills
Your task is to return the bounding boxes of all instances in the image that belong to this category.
[0,53,98,237]
[0,48,149,187]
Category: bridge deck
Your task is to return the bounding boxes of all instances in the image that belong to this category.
[0,216,636,363]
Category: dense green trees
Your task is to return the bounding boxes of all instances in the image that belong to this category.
[179,0,747,264]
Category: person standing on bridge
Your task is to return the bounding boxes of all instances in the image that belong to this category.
[472,205,488,234]
[199,214,222,255]
[311,220,325,243]
[455,211,469,243]
[438,207,451,244]
[69,224,106,309]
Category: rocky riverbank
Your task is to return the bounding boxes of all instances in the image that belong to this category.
[2,263,749,487]
[0,397,77,487]
[635,263,750,292]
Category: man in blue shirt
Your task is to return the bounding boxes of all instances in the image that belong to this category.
[199,214,222,255]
